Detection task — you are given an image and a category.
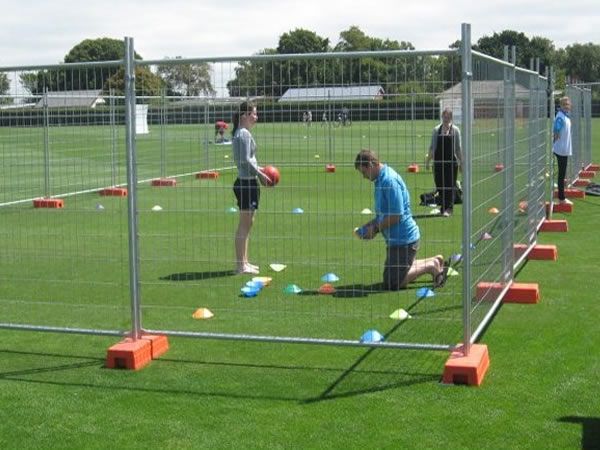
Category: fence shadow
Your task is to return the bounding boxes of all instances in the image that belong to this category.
[160,270,237,281]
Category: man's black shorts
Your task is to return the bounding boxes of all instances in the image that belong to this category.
[383,241,419,290]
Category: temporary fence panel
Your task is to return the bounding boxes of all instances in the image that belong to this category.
[0,58,132,335]
[134,48,465,350]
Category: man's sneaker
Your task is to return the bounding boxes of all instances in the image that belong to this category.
[560,198,573,205]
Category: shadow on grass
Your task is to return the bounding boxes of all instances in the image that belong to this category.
[303,295,451,403]
[0,339,444,404]
[299,282,431,298]
[558,416,600,450]
[160,270,237,281]
[0,349,104,378]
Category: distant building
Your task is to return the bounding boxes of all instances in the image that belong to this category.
[437,81,531,122]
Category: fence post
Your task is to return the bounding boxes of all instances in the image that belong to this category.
[43,87,51,197]
[124,36,142,340]
[461,23,473,355]
[501,47,516,283]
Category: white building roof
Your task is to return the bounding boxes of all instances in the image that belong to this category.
[279,85,384,102]
[35,90,105,108]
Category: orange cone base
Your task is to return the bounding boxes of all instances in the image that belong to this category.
[151,178,177,187]
[573,179,590,187]
[578,170,595,179]
[494,163,504,172]
[476,282,539,304]
[99,187,128,197]
[196,171,219,179]
[33,198,64,208]
[442,344,489,386]
[553,189,585,199]
[325,164,336,173]
[585,163,599,171]
[540,219,568,232]
[514,243,557,261]
[106,334,169,370]
[407,164,419,173]
[546,202,573,214]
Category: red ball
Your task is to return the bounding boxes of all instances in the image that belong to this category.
[263,165,280,186]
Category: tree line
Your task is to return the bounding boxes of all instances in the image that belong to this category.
[1,28,599,105]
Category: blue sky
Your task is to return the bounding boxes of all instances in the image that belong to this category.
[1,0,598,66]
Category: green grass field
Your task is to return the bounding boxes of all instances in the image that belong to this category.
[0,117,598,448]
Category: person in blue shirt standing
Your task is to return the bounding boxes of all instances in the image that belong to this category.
[552,96,573,205]
[354,149,446,290]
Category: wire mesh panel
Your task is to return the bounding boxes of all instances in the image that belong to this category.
[134,50,464,349]
[566,84,593,175]
[583,87,592,169]
[0,61,131,333]
[465,52,514,339]
[566,85,583,183]
[513,67,549,264]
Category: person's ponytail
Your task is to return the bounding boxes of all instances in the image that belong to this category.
[232,100,255,137]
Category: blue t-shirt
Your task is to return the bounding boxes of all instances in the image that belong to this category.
[552,109,572,156]
[374,164,420,246]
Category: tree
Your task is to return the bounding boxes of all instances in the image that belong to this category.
[476,30,531,67]
[277,29,329,54]
[0,72,11,105]
[334,26,413,52]
[275,29,330,95]
[226,48,279,97]
[64,37,141,63]
[563,43,600,83]
[104,67,165,97]
[157,59,215,97]
[333,26,420,95]
[528,36,557,74]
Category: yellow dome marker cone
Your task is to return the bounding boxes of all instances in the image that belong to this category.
[389,309,411,321]
[192,308,214,319]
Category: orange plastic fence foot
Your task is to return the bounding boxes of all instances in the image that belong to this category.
[521,244,558,261]
[554,189,585,199]
[546,202,573,214]
[325,164,336,172]
[494,163,504,172]
[151,178,177,187]
[106,338,152,370]
[141,334,169,359]
[407,164,419,173]
[514,243,557,260]
[99,187,128,197]
[33,198,64,208]
[196,171,219,179]
[475,282,540,304]
[540,219,568,232]
[578,170,595,179]
[585,163,600,171]
[505,282,540,304]
[442,344,489,386]
[573,179,590,187]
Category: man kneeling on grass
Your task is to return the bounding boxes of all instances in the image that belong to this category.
[354,149,446,290]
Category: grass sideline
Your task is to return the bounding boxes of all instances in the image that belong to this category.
[1,187,599,448]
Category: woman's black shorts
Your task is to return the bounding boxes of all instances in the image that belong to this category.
[233,178,260,211]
